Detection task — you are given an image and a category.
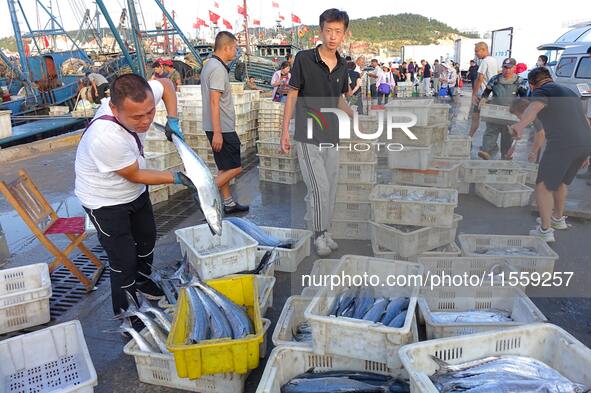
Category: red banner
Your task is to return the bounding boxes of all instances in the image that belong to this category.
[253,19,261,26]
[209,10,220,23]
[278,14,285,20]
[291,13,301,23]
[237,5,247,16]
[222,18,233,29]
[272,1,279,7]
[193,17,208,28]
[213,1,219,8]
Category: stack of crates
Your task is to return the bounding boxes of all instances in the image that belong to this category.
[256,138,302,184]
[330,115,378,240]
[257,99,284,141]
[233,90,260,169]
[145,101,185,205]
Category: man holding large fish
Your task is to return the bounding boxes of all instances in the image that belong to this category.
[74,74,196,314]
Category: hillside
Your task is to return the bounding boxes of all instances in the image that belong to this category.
[348,13,478,44]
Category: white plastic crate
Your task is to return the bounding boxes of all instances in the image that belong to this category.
[257,155,299,172]
[333,201,372,221]
[329,219,370,240]
[435,134,472,159]
[144,152,182,170]
[371,240,462,262]
[175,221,258,280]
[338,146,377,162]
[271,295,313,348]
[386,102,449,126]
[258,100,283,111]
[256,138,296,158]
[369,184,458,228]
[257,227,312,273]
[124,320,271,392]
[230,82,244,94]
[257,131,281,141]
[335,182,376,203]
[387,146,432,170]
[256,346,409,393]
[256,275,276,317]
[304,255,423,366]
[458,234,559,274]
[392,160,461,188]
[0,320,97,393]
[369,214,462,258]
[149,186,169,205]
[456,181,470,194]
[418,286,546,339]
[258,167,302,185]
[391,122,449,147]
[338,161,377,183]
[462,160,528,184]
[185,134,210,149]
[514,161,539,185]
[475,182,534,208]
[399,323,591,393]
[480,103,519,125]
[0,264,52,335]
[144,137,176,154]
[301,259,341,297]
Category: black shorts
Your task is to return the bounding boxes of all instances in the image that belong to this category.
[537,147,590,191]
[205,131,242,170]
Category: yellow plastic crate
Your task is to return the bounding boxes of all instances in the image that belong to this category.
[166,275,264,379]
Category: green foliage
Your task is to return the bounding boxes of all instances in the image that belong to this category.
[348,13,479,43]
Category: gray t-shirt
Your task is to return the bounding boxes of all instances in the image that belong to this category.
[88,73,108,86]
[200,56,235,133]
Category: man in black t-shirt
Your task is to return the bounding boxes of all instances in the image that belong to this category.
[347,61,363,114]
[280,9,354,256]
[421,60,432,96]
[511,67,591,242]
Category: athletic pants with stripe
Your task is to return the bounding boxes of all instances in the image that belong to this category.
[84,189,156,314]
[296,141,339,234]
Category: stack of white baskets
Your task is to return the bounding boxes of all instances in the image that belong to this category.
[145,100,185,205]
[257,99,283,141]
[330,115,378,240]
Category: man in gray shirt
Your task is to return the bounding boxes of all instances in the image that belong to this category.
[85,71,109,104]
[201,31,248,214]
[432,59,442,96]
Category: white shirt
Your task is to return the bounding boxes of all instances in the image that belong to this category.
[477,56,499,96]
[75,80,165,209]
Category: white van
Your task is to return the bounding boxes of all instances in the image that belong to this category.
[553,44,591,98]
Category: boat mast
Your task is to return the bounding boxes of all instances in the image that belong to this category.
[127,0,146,77]
[7,0,30,79]
[243,0,251,55]
[95,0,138,73]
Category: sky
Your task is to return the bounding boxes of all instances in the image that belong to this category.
[1,0,590,62]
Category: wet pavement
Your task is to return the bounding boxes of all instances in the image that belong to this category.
[1,94,590,392]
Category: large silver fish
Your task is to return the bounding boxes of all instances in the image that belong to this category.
[192,285,233,339]
[136,292,172,333]
[430,309,512,324]
[117,318,157,353]
[184,287,209,343]
[153,123,223,236]
[121,293,169,353]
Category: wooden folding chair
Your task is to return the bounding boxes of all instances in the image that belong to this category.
[0,169,104,291]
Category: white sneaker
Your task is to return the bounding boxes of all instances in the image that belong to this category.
[529,226,555,243]
[314,234,332,257]
[325,232,339,251]
[536,216,568,230]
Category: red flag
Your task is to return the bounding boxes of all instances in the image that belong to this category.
[291,13,301,23]
[222,18,233,29]
[43,35,50,48]
[278,14,285,21]
[213,1,219,7]
[272,1,279,7]
[193,22,200,28]
[209,10,220,23]
[193,17,208,28]
[237,5,247,16]
[253,19,261,26]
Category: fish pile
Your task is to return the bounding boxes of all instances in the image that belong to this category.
[150,251,277,306]
[380,191,451,203]
[430,309,513,324]
[430,355,589,393]
[183,278,254,344]
[226,217,295,248]
[293,320,312,342]
[116,292,172,354]
[473,246,538,256]
[328,288,409,328]
[385,223,423,233]
[281,370,410,393]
